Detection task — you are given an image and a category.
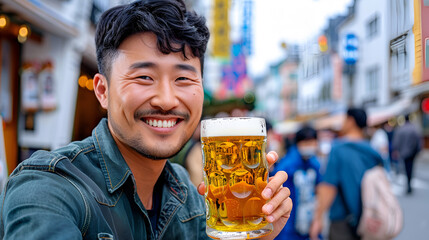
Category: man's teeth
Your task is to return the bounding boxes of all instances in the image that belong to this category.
[146,119,177,128]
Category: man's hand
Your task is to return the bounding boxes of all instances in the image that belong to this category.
[197,151,292,240]
[310,183,337,240]
[259,151,292,240]
[309,216,323,240]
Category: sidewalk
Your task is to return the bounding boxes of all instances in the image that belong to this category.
[391,149,429,239]
[414,149,429,182]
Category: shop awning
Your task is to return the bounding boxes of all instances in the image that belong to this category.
[274,121,302,135]
[367,98,412,126]
[3,0,79,37]
[314,113,345,131]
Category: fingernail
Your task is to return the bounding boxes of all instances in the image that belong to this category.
[267,216,274,222]
[262,188,272,198]
[263,204,273,214]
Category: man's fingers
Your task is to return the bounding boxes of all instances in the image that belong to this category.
[262,186,290,215]
[263,196,292,223]
[266,151,279,168]
[262,171,288,199]
[197,182,206,195]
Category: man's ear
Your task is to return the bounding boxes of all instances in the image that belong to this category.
[93,73,108,110]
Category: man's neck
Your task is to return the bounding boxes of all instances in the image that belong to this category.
[345,127,364,141]
[111,134,167,210]
[125,153,166,210]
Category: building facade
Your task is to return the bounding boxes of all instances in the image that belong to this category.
[0,0,127,173]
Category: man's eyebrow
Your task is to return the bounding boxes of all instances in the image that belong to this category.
[129,62,197,73]
[129,62,156,70]
[176,64,197,73]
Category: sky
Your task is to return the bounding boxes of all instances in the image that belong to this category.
[246,0,354,77]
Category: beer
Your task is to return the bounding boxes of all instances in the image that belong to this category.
[201,118,273,239]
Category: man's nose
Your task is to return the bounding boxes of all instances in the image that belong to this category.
[150,80,179,111]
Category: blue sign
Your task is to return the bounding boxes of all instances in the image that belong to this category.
[343,33,358,65]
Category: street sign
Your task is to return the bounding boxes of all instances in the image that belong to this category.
[343,33,358,65]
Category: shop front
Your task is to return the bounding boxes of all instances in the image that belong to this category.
[0,0,93,174]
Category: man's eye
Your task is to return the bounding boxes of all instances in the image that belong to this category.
[176,77,190,81]
[138,76,152,80]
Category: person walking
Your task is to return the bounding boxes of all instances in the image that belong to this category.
[309,108,382,240]
[370,123,391,175]
[392,114,423,194]
[0,1,292,239]
[272,126,323,240]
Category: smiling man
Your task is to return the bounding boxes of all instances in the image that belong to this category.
[0,0,292,239]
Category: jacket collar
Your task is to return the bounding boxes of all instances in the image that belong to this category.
[92,118,188,203]
[92,118,132,193]
[163,161,188,204]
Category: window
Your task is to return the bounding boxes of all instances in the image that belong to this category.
[390,35,408,89]
[367,16,379,39]
[366,67,379,99]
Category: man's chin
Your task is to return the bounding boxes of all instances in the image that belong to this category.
[133,146,184,161]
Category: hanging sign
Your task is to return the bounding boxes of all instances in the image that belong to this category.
[39,61,56,111]
[21,63,39,112]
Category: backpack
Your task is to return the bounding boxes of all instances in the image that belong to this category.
[357,166,403,240]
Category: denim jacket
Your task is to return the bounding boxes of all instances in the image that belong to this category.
[0,119,209,239]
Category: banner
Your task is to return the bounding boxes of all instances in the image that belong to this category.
[242,0,253,56]
[217,43,252,99]
[212,0,230,58]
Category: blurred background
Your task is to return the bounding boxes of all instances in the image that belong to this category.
[0,0,428,238]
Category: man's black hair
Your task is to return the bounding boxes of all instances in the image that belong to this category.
[265,119,273,132]
[347,107,367,129]
[95,0,210,81]
[295,126,317,144]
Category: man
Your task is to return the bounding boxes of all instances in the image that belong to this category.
[272,126,322,240]
[309,108,382,240]
[392,114,422,194]
[0,1,292,239]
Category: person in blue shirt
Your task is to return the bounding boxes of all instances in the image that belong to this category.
[272,126,322,240]
[310,108,382,240]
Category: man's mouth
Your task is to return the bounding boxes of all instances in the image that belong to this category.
[144,118,179,128]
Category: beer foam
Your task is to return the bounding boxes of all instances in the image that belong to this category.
[201,117,266,137]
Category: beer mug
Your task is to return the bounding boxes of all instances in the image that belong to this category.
[201,117,273,239]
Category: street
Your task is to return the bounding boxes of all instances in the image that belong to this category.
[392,150,429,239]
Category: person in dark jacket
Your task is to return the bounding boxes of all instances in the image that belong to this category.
[392,114,423,194]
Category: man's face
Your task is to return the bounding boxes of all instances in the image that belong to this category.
[339,116,352,136]
[96,32,204,160]
[296,139,318,160]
